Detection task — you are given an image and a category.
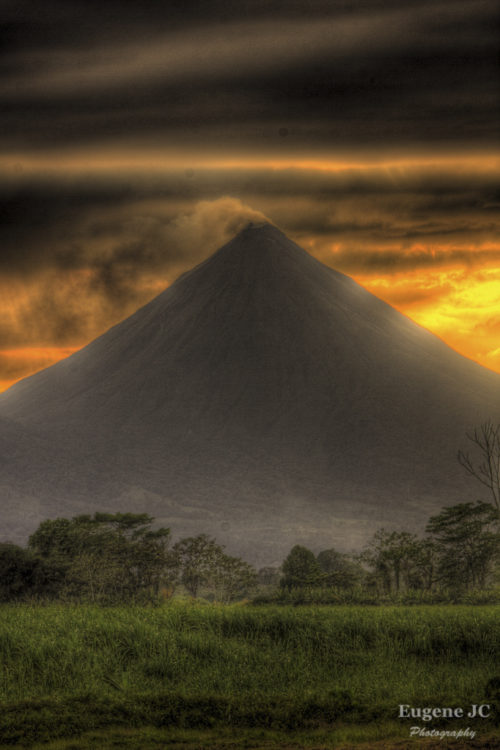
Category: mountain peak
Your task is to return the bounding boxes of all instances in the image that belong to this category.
[241,220,275,232]
[214,220,309,269]
[230,220,284,247]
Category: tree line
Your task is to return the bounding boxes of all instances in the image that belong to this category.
[0,501,498,604]
[0,513,256,604]
[0,422,499,604]
[279,500,498,598]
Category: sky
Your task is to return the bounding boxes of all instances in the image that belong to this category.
[0,0,499,391]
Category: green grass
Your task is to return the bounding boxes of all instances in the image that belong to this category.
[0,603,498,747]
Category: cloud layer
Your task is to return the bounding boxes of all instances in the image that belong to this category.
[1,1,498,154]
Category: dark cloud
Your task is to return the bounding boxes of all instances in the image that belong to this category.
[0,165,498,279]
[0,1,459,54]
[326,247,500,275]
[0,190,267,348]
[0,1,497,152]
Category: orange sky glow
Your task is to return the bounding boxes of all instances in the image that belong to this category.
[1,151,499,391]
[1,149,498,176]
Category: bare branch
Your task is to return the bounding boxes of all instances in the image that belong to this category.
[458,421,500,510]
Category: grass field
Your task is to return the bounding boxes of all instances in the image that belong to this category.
[0,603,498,748]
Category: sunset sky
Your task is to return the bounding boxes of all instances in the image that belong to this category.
[1,0,499,391]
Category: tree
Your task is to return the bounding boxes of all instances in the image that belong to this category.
[28,517,80,566]
[360,530,428,593]
[173,534,223,597]
[29,513,175,602]
[280,545,324,590]
[172,535,257,601]
[63,551,123,603]
[316,548,364,589]
[28,516,94,596]
[426,501,499,591]
[90,514,176,598]
[0,543,43,601]
[458,421,500,510]
[209,553,257,602]
[404,538,437,592]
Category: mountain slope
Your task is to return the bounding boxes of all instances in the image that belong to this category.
[1,223,498,561]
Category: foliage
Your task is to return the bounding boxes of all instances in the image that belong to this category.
[209,553,257,602]
[277,492,500,600]
[173,535,223,598]
[280,545,324,590]
[28,513,175,603]
[316,548,364,589]
[0,519,257,605]
[426,501,499,592]
[172,535,256,601]
[359,529,435,594]
[357,501,499,597]
[0,543,44,601]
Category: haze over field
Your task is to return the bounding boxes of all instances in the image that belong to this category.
[0,1,499,390]
[0,224,498,562]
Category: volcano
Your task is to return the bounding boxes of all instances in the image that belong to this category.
[0,222,498,562]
